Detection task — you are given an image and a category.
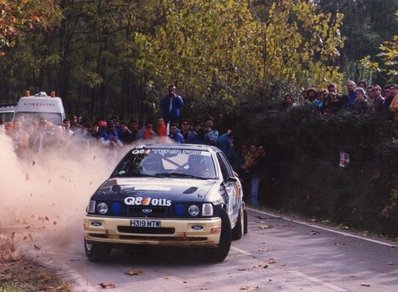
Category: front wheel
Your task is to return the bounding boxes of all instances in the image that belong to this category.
[84,239,111,262]
[232,207,244,240]
[206,208,232,262]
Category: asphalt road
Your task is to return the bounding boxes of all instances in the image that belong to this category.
[36,207,398,292]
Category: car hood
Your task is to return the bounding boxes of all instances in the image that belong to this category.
[95,177,219,202]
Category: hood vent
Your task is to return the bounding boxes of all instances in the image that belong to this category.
[183,187,198,194]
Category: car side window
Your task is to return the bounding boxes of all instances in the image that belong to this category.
[216,152,233,181]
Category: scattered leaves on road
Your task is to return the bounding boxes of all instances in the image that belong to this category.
[335,242,346,246]
[257,247,269,253]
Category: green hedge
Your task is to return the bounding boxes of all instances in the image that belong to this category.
[234,103,398,237]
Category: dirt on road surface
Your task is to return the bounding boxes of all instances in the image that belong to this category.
[0,236,71,291]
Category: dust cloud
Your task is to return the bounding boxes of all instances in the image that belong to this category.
[0,130,130,257]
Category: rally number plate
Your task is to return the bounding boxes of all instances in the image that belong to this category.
[131,219,161,228]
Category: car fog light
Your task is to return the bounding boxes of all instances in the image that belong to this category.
[188,205,200,216]
[175,204,186,216]
[111,202,122,214]
[97,202,108,214]
[202,203,213,216]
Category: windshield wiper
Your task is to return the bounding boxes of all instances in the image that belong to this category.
[155,172,207,179]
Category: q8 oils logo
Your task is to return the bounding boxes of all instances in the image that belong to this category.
[124,196,171,207]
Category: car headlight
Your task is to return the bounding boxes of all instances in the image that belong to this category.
[188,205,200,216]
[97,202,108,214]
[202,203,213,216]
[87,200,96,213]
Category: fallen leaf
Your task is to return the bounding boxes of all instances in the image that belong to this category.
[240,285,260,291]
[258,224,273,229]
[45,216,49,221]
[310,230,320,235]
[268,259,276,264]
[360,283,371,287]
[25,173,29,181]
[125,269,143,276]
[335,242,346,246]
[25,226,31,229]
[98,283,116,289]
[238,268,248,271]
[32,160,36,165]
[34,245,41,250]
[183,281,188,283]
[253,264,268,269]
[387,262,394,265]
[257,248,269,253]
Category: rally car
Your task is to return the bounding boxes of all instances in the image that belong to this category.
[83,143,247,262]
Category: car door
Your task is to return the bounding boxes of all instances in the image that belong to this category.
[216,152,240,224]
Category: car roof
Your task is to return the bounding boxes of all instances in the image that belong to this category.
[135,143,220,154]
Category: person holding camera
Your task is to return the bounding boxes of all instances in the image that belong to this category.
[159,84,184,125]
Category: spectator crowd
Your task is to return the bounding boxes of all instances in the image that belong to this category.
[1,80,397,206]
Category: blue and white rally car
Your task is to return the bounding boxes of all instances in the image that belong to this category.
[84,143,247,262]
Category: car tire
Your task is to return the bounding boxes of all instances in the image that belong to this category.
[84,239,111,262]
[206,208,232,262]
[244,209,248,234]
[232,207,244,240]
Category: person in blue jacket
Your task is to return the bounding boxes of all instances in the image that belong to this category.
[160,84,184,124]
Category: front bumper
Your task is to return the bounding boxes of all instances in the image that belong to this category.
[84,216,222,247]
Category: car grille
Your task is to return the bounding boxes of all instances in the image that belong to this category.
[127,206,168,217]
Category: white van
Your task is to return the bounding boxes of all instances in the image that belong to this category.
[0,104,16,123]
[13,91,66,125]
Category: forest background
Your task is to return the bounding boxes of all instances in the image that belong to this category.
[1,0,398,237]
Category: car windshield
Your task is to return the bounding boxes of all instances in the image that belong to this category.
[113,148,217,179]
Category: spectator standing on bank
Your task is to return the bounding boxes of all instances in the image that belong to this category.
[351,87,369,113]
[204,116,219,146]
[129,118,140,141]
[63,119,74,136]
[31,119,51,153]
[371,84,385,112]
[160,84,184,124]
[12,120,30,159]
[98,120,123,148]
[384,84,397,110]
[180,119,191,142]
[251,145,266,206]
[157,117,167,137]
[169,123,184,143]
[241,144,258,200]
[345,80,357,109]
[323,83,346,114]
[388,84,398,121]
[119,120,135,144]
[187,119,206,144]
[137,120,156,140]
